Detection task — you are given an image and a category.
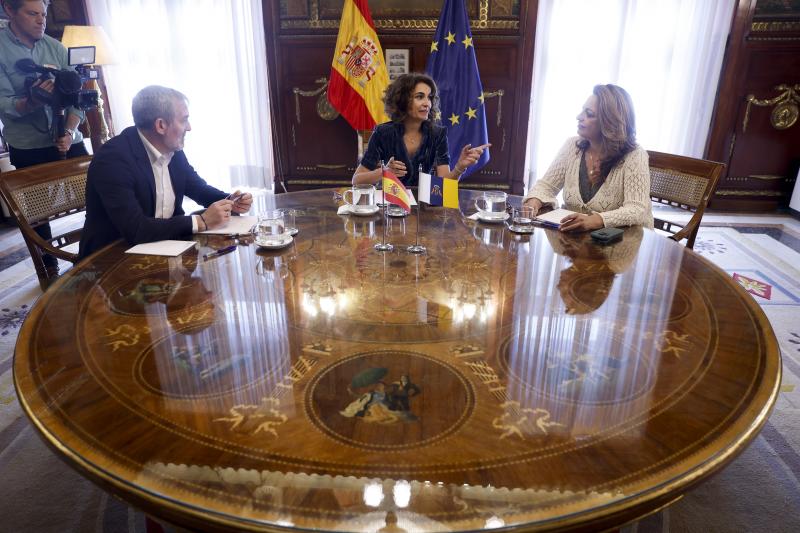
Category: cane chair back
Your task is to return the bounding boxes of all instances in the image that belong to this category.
[0,156,92,290]
[648,151,724,249]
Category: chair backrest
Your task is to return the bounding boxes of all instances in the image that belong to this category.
[648,150,724,249]
[0,155,92,289]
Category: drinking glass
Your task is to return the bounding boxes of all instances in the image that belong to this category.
[474,191,508,219]
[343,184,376,212]
[507,206,535,233]
[256,211,287,245]
[279,208,299,236]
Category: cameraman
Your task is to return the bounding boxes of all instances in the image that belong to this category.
[0,0,88,272]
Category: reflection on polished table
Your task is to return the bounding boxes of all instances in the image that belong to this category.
[15,189,780,532]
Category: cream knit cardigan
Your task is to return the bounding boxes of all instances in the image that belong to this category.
[524,137,654,229]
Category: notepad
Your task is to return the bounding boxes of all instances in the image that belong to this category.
[198,215,258,235]
[534,208,580,227]
[125,240,196,256]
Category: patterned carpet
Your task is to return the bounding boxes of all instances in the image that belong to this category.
[0,213,798,533]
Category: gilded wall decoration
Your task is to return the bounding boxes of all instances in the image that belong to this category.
[743,84,800,132]
[280,0,519,31]
[754,0,800,18]
[318,0,479,19]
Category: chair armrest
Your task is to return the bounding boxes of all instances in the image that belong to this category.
[22,225,80,263]
[669,210,703,246]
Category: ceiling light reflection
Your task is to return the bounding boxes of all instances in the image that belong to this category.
[363,482,384,507]
[393,480,411,508]
[485,516,505,528]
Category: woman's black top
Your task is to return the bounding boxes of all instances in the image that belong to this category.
[360,121,450,186]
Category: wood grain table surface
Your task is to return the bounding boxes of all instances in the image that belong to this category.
[14,189,780,532]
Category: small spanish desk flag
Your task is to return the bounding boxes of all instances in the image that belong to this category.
[327,0,391,130]
[383,169,411,212]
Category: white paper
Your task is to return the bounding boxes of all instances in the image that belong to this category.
[125,240,196,256]
[376,189,417,206]
[535,208,579,226]
[198,215,258,235]
[468,212,509,221]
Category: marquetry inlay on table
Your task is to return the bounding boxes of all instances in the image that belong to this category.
[15,189,780,532]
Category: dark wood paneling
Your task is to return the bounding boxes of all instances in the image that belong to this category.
[705,0,800,210]
[266,1,537,193]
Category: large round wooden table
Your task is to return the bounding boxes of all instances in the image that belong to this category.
[15,189,780,532]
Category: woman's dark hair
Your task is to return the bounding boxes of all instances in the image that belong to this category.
[383,73,440,124]
[577,84,637,175]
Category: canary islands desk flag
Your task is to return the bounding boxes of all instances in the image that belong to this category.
[426,0,490,180]
[328,0,390,130]
[419,170,459,209]
[383,168,411,212]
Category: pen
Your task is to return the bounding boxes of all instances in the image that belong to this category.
[227,192,243,207]
[202,244,237,260]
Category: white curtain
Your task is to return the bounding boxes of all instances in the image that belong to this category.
[85,0,274,193]
[524,0,735,190]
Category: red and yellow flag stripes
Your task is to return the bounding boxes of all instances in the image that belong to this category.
[382,168,411,213]
[328,0,390,130]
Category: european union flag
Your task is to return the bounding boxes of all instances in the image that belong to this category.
[426,0,490,180]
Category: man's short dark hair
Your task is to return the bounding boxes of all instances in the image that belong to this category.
[131,85,188,131]
[2,0,50,13]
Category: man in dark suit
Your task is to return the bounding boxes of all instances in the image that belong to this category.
[79,85,252,259]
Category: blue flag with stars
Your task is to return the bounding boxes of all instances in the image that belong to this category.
[426,0,490,180]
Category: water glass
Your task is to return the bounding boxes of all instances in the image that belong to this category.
[507,206,535,233]
[256,211,287,244]
[474,191,508,219]
[343,184,376,212]
[279,208,299,236]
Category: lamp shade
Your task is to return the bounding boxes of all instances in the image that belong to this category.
[61,25,117,65]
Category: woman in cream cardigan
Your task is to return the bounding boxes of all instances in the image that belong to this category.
[524,84,653,232]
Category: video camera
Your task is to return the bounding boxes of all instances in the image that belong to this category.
[15,46,100,142]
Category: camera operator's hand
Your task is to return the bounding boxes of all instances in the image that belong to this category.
[54,132,72,152]
[202,199,234,230]
[29,78,54,106]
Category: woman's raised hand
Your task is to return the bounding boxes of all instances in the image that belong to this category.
[455,143,491,173]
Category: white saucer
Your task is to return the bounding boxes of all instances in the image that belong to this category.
[476,211,509,223]
[350,205,380,216]
[255,235,294,249]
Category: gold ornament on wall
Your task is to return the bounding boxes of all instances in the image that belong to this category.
[293,78,339,123]
[742,84,800,132]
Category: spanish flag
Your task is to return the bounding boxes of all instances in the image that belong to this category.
[328,0,390,130]
[383,168,411,213]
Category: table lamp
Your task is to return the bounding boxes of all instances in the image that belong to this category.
[61,25,118,146]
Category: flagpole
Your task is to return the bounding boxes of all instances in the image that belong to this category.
[408,165,427,254]
[374,160,393,252]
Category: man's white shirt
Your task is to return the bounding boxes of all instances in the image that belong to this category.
[137,129,198,232]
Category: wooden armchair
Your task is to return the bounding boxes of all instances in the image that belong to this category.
[648,150,724,249]
[0,155,92,290]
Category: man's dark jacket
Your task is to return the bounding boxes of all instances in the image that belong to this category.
[79,126,226,258]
